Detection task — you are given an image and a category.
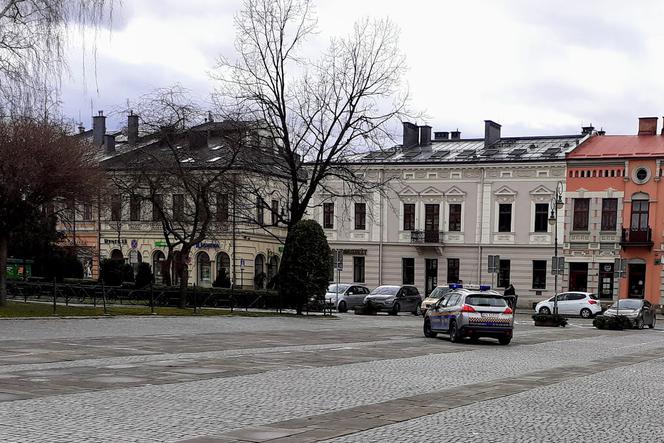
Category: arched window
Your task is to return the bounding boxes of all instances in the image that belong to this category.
[631,192,650,231]
[254,254,266,289]
[197,252,211,286]
[267,255,279,287]
[215,252,231,282]
[153,251,165,283]
[110,249,124,262]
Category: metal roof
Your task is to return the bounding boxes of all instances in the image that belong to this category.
[351,134,585,165]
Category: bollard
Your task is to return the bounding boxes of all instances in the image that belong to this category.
[150,283,155,315]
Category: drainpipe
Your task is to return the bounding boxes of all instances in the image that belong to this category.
[477,167,485,284]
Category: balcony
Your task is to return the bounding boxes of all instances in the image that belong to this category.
[411,230,444,244]
[620,228,653,248]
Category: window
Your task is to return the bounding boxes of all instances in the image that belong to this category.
[534,203,549,232]
[532,260,546,289]
[152,194,163,222]
[601,198,617,231]
[447,258,460,283]
[498,204,512,232]
[256,197,265,225]
[631,199,649,230]
[353,256,365,283]
[402,258,414,285]
[83,203,93,221]
[572,198,590,231]
[130,195,141,221]
[323,202,334,229]
[449,204,461,231]
[172,194,184,221]
[498,259,511,288]
[216,194,229,223]
[354,202,366,230]
[403,203,415,231]
[110,194,121,221]
[271,200,279,226]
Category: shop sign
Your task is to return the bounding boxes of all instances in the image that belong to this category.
[195,242,220,249]
[104,239,127,245]
[155,241,168,247]
[342,249,367,256]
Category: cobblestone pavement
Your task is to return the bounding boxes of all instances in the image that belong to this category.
[0,313,663,442]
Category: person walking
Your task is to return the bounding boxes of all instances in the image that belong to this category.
[504,283,517,312]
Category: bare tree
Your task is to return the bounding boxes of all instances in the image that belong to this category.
[214,0,410,233]
[107,87,242,307]
[0,0,114,114]
[0,117,102,305]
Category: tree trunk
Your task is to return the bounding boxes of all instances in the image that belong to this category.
[178,247,190,309]
[0,234,7,307]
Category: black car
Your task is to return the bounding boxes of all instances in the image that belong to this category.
[601,299,656,329]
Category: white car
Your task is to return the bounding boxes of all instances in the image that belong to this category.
[326,284,370,313]
[535,292,602,318]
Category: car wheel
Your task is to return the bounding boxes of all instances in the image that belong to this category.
[423,319,437,338]
[580,308,592,319]
[449,321,461,343]
[389,303,400,316]
[337,301,347,313]
[637,317,644,329]
[650,315,656,329]
[413,305,422,316]
[539,306,551,315]
[498,336,512,345]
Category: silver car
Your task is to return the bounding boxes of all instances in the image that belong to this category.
[423,287,514,345]
[364,285,422,315]
[325,284,370,313]
[601,298,657,329]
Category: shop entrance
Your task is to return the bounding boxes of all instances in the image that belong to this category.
[569,262,588,292]
[598,263,614,300]
[628,263,646,298]
[425,258,438,295]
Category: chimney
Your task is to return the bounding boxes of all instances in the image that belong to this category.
[484,120,501,148]
[419,125,432,146]
[450,129,461,140]
[638,117,658,136]
[402,122,419,148]
[104,134,116,155]
[92,110,106,147]
[581,124,594,135]
[597,129,606,136]
[127,111,139,145]
[434,131,449,141]
[188,130,208,149]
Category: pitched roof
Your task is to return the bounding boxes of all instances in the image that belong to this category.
[567,135,664,159]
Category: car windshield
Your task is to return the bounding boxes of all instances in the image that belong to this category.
[328,284,349,293]
[371,286,399,296]
[428,287,450,299]
[610,299,643,310]
[465,295,507,307]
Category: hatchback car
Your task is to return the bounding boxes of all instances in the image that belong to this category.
[535,292,601,318]
[325,284,370,312]
[602,298,656,329]
[420,286,452,316]
[363,285,422,315]
[423,287,513,345]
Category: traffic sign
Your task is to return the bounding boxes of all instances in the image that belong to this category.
[334,250,343,271]
[240,258,246,269]
[488,255,500,274]
[551,256,565,275]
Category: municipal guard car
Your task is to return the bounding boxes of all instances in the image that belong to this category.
[423,285,514,345]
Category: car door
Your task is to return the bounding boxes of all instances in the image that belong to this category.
[354,287,369,307]
[430,295,448,330]
[555,293,570,314]
[565,293,585,315]
[440,294,460,331]
[408,287,421,311]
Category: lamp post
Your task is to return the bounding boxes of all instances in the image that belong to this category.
[548,181,565,315]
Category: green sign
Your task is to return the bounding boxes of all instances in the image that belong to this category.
[155,241,168,247]
[278,246,284,253]
[6,261,32,279]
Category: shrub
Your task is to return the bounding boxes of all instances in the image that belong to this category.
[278,220,332,314]
[100,259,123,286]
[212,269,231,288]
[135,262,153,289]
[532,313,568,327]
[593,315,632,330]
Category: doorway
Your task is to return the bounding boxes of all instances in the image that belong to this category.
[569,262,588,291]
[598,263,614,300]
[425,258,438,295]
[628,263,646,298]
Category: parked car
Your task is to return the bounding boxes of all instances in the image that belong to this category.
[423,287,513,345]
[420,286,452,316]
[534,292,601,318]
[602,298,656,329]
[325,284,370,312]
[363,285,422,315]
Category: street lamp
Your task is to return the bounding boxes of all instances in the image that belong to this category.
[548,181,564,315]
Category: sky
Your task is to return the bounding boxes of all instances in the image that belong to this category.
[60,0,664,138]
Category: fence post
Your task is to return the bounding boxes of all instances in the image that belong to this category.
[101,280,107,315]
[150,283,155,315]
[93,284,97,308]
[52,279,57,315]
[193,284,197,314]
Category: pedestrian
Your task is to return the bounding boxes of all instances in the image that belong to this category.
[504,283,517,312]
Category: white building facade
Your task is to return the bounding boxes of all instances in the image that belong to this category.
[313,121,589,306]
